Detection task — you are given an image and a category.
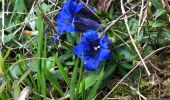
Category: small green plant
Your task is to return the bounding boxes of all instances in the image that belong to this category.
[1,0,170,100]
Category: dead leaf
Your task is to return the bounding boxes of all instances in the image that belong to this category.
[18,86,30,100]
[97,0,112,12]
[24,30,33,35]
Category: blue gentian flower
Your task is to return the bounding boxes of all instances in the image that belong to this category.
[53,33,59,41]
[73,30,112,71]
[56,0,101,34]
[57,0,84,33]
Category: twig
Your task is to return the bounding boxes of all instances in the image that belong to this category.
[80,0,106,26]
[122,82,147,100]
[2,0,5,44]
[0,9,59,32]
[48,0,56,6]
[137,1,149,35]
[138,0,144,34]
[103,2,141,34]
[102,45,170,100]
[148,60,163,72]
[19,0,37,39]
[120,0,150,76]
[58,94,70,100]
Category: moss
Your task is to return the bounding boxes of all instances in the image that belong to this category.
[109,84,132,98]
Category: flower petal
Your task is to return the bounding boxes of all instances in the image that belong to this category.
[74,17,101,32]
[68,0,84,13]
[98,48,111,61]
[53,34,59,41]
[100,36,109,49]
[83,30,99,41]
[67,23,75,32]
[57,9,73,33]
[72,37,90,58]
[56,0,84,33]
[84,56,100,71]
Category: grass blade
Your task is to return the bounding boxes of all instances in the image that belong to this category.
[54,53,70,86]
[70,58,79,100]
[36,8,45,99]
[76,58,84,97]
[81,76,85,100]
[42,33,47,100]
[45,61,64,96]
[87,68,104,100]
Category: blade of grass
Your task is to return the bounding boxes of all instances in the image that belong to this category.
[87,68,104,100]
[79,74,97,93]
[17,68,31,84]
[0,81,7,94]
[103,64,116,80]
[0,48,13,81]
[81,76,85,100]
[120,0,150,76]
[42,33,47,100]
[45,61,64,96]
[54,53,70,86]
[18,64,33,88]
[76,58,84,97]
[0,91,10,100]
[12,80,21,100]
[17,54,38,98]
[9,0,27,25]
[17,55,33,88]
[70,57,79,100]
[0,78,10,99]
[36,8,44,99]
[0,49,11,77]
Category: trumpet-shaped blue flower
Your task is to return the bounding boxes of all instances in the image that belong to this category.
[56,0,100,34]
[73,30,112,71]
[57,0,83,33]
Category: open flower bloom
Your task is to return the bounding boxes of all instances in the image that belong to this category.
[73,30,112,71]
[56,0,83,33]
[56,0,101,35]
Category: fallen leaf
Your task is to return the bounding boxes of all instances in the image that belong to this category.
[18,86,30,100]
[97,0,112,12]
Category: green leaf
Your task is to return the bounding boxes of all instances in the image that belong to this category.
[76,58,84,97]
[121,63,133,69]
[13,0,27,12]
[81,76,85,100]
[17,68,31,84]
[9,0,27,24]
[79,74,97,93]
[70,58,79,100]
[36,8,45,99]
[54,53,70,86]
[45,61,64,96]
[4,34,14,43]
[164,32,170,40]
[41,3,53,13]
[0,81,7,94]
[151,0,163,9]
[118,49,135,61]
[155,9,166,18]
[0,49,11,77]
[12,80,21,100]
[103,64,116,79]
[0,91,9,100]
[152,20,165,27]
[87,69,104,100]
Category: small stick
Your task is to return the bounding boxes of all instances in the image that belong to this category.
[103,2,141,34]
[103,45,170,100]
[120,0,150,76]
[2,0,5,44]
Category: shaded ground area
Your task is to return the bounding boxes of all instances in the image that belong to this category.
[97,52,170,99]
